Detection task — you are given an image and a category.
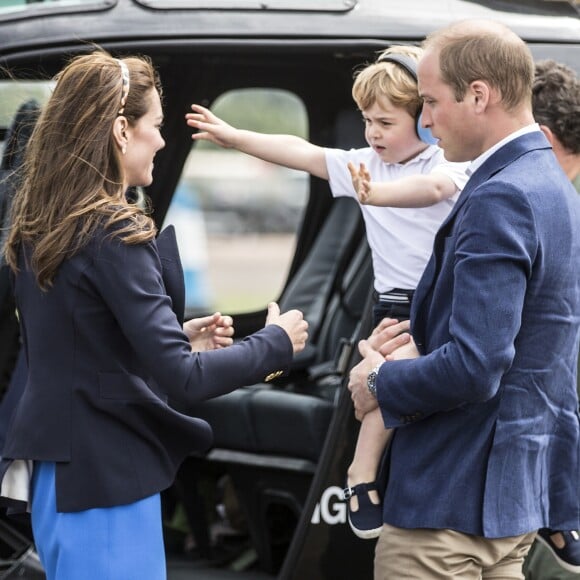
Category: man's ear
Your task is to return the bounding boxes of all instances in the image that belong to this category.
[112,116,129,152]
[539,124,555,145]
[470,80,491,112]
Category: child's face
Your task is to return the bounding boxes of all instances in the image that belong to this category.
[362,97,426,164]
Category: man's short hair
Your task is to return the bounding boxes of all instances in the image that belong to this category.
[423,19,534,112]
[533,59,580,155]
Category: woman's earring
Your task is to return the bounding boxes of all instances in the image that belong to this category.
[122,146,127,155]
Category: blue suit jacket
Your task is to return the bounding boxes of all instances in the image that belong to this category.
[1,225,292,512]
[377,131,580,537]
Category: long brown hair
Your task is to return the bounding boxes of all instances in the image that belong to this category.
[4,50,162,289]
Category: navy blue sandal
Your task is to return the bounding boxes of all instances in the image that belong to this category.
[342,482,383,540]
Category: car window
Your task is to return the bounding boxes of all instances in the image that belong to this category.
[0,0,111,18]
[163,88,309,315]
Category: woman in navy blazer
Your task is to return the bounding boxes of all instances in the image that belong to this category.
[0,51,308,579]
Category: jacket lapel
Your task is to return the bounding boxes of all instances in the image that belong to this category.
[156,225,186,326]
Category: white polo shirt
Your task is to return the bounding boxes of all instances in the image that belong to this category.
[325,145,469,293]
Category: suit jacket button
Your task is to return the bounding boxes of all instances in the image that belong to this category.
[264,370,283,382]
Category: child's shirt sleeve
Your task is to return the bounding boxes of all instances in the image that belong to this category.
[324,147,375,199]
[430,160,471,201]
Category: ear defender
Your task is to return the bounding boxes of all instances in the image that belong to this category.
[376,53,438,146]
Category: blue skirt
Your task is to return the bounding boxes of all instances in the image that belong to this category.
[31,462,167,580]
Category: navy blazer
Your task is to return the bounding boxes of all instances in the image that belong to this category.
[1,225,293,512]
[376,131,580,537]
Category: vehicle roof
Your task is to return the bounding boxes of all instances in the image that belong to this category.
[0,0,579,65]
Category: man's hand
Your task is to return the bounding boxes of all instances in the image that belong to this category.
[367,318,411,356]
[348,339,385,421]
[348,319,419,421]
[183,312,234,352]
[385,337,420,361]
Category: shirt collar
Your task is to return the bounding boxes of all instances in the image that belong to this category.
[467,123,541,177]
[390,144,439,167]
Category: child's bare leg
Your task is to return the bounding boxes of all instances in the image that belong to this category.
[347,408,393,511]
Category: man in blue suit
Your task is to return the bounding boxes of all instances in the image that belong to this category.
[348,19,580,579]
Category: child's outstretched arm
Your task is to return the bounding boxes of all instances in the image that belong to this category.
[186,104,329,179]
[348,161,458,208]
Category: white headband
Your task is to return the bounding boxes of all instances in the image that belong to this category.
[115,58,130,115]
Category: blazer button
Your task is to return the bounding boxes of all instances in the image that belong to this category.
[264,370,283,382]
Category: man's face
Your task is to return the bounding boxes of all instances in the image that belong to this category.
[417,49,476,162]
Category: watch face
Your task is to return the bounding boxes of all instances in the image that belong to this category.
[367,370,377,397]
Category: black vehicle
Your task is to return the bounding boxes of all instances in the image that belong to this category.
[0,1,579,579]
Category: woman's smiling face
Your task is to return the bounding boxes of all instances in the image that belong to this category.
[122,88,166,188]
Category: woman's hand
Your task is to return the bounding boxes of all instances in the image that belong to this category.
[265,302,308,354]
[183,312,234,352]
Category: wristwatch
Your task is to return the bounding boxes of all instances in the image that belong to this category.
[367,363,382,398]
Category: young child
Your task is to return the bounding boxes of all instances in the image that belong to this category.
[186,44,469,539]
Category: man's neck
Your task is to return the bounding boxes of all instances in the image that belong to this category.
[559,150,580,182]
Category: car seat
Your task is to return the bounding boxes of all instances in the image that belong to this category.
[186,219,373,571]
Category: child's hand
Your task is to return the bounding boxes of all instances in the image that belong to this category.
[186,104,237,149]
[348,161,373,204]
